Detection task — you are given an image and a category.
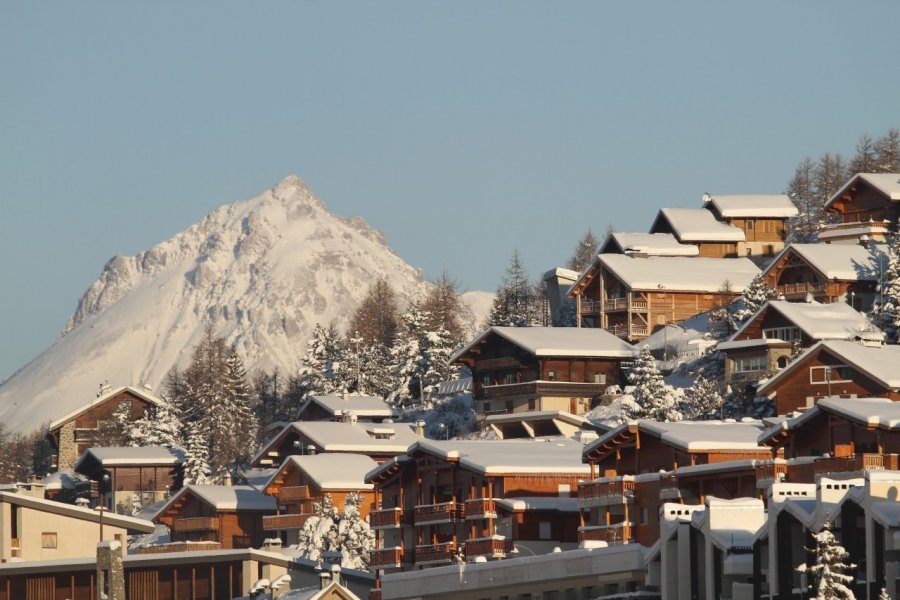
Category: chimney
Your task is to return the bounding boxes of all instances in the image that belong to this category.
[319,570,331,590]
[263,538,283,552]
[860,234,870,249]
[223,471,232,487]
[343,391,349,402]
[415,420,426,437]
[307,444,317,456]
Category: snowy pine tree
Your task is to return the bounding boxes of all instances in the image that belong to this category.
[129,396,183,448]
[796,522,856,600]
[301,323,354,394]
[297,493,341,563]
[734,274,775,323]
[878,588,890,600]
[624,346,681,422]
[567,229,599,273]
[488,250,540,327]
[388,302,430,409]
[296,493,374,569]
[680,376,724,420]
[182,421,211,486]
[875,232,900,342]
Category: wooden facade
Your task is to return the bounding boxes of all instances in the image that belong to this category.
[762,245,877,309]
[74,448,183,514]
[820,173,900,243]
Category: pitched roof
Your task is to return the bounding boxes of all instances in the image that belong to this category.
[728,300,882,342]
[265,454,377,491]
[706,194,798,218]
[0,491,155,533]
[410,438,591,475]
[251,421,420,465]
[757,340,900,397]
[599,232,700,256]
[652,208,746,242]
[770,243,887,281]
[584,419,768,457]
[75,446,185,469]
[298,394,393,419]
[826,172,900,208]
[758,397,900,445]
[598,254,760,293]
[158,485,276,514]
[49,385,165,432]
[450,326,637,364]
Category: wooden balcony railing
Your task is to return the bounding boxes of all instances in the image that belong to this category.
[602,298,649,313]
[578,522,634,544]
[775,282,828,299]
[464,537,512,558]
[370,507,403,529]
[262,513,312,530]
[581,299,602,315]
[172,516,220,533]
[368,546,412,568]
[134,541,221,554]
[415,541,456,564]
[755,462,787,484]
[482,381,606,400]
[414,501,460,525]
[814,453,899,475]
[464,498,497,520]
[578,479,635,504]
[277,485,310,502]
[607,324,649,340]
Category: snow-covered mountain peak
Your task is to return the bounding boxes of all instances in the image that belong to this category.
[3,177,491,434]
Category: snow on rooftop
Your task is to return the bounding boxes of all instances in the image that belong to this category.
[0,491,155,532]
[599,254,760,293]
[601,232,700,256]
[451,326,636,364]
[413,438,591,475]
[717,338,791,351]
[277,453,377,490]
[639,420,768,451]
[655,208,746,242]
[733,300,881,342]
[48,385,165,431]
[495,496,580,512]
[280,421,419,455]
[827,173,900,207]
[542,267,580,282]
[816,341,900,389]
[706,194,798,218]
[42,468,88,490]
[304,394,393,417]
[78,446,185,467]
[783,243,887,281]
[187,485,276,511]
[817,397,900,429]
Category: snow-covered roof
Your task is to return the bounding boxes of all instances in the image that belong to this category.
[758,397,900,445]
[450,326,637,364]
[48,385,165,432]
[252,421,420,465]
[410,438,591,475]
[771,243,887,281]
[716,338,791,352]
[728,300,882,343]
[598,254,760,293]
[42,468,88,490]
[706,194,798,218]
[585,420,768,457]
[599,232,700,257]
[652,208,746,242]
[299,394,393,419]
[436,377,472,396]
[162,485,276,512]
[542,267,580,282]
[495,496,580,512]
[826,172,900,208]
[0,491,155,533]
[267,454,377,491]
[75,446,185,469]
[757,340,900,398]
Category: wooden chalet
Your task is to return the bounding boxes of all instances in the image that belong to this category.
[250,420,419,469]
[365,439,589,572]
[450,326,636,417]
[762,242,886,310]
[578,420,773,548]
[296,394,394,423]
[756,340,900,415]
[568,254,759,340]
[481,410,607,441]
[48,385,164,470]
[74,446,184,514]
[758,397,900,484]
[152,485,275,550]
[717,299,882,389]
[597,232,699,257]
[649,208,746,258]
[261,453,376,543]
[820,172,900,243]
[701,193,797,259]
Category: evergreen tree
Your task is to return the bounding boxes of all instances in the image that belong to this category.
[567,229,599,273]
[389,302,430,408]
[349,278,399,349]
[553,299,578,327]
[422,270,465,347]
[301,323,353,394]
[815,153,850,210]
[734,274,775,323]
[787,157,821,243]
[213,346,258,481]
[850,134,878,174]
[130,397,183,448]
[875,128,900,172]
[296,493,374,569]
[182,421,211,486]
[796,522,856,600]
[876,232,900,342]
[489,250,540,327]
[708,280,739,336]
[625,346,680,422]
[680,376,724,420]
[414,326,458,407]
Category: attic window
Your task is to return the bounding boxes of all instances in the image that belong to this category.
[763,327,800,342]
[366,428,395,440]
[810,365,852,384]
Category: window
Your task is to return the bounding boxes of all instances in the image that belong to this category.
[41,532,58,549]
[777,356,789,369]
[547,371,556,381]
[539,521,552,540]
[763,327,800,342]
[594,372,606,384]
[734,355,766,373]
[810,365,853,384]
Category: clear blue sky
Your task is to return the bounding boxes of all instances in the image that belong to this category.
[1,1,898,381]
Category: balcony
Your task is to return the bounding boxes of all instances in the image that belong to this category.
[607,324,649,340]
[370,507,403,529]
[578,522,633,544]
[172,516,220,533]
[277,485,310,502]
[755,462,788,487]
[415,541,456,565]
[464,536,512,558]
[465,498,497,520]
[578,479,635,507]
[414,501,460,525]
[581,299,601,315]
[262,513,311,530]
[482,381,605,400]
[368,546,412,569]
[814,453,899,476]
[775,282,828,300]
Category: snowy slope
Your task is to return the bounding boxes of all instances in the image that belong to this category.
[0,176,491,434]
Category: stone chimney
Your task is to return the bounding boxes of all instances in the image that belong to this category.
[263,538,283,552]
[318,570,331,590]
[415,420,426,437]
[96,540,125,600]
